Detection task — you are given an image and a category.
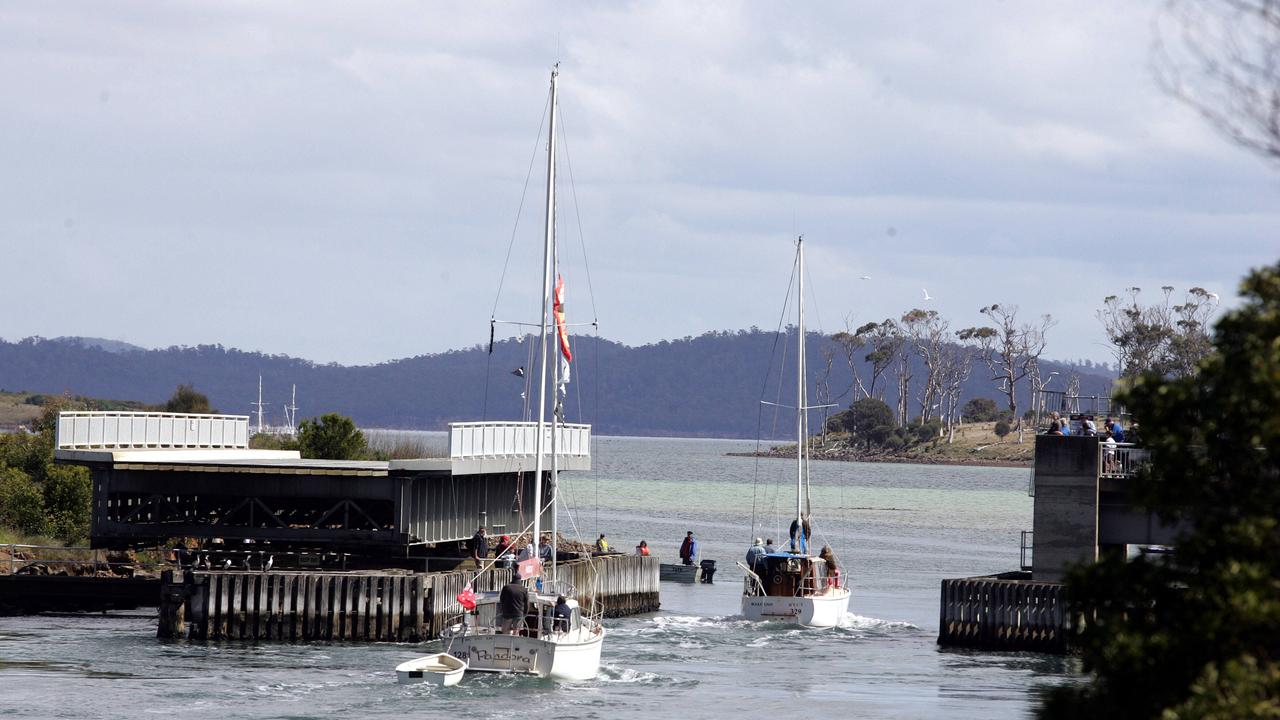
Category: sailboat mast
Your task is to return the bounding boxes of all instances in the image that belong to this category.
[531,65,559,567]
[795,236,805,543]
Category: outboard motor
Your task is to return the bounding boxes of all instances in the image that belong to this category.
[699,559,717,584]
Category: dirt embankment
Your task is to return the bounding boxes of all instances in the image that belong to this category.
[736,421,1035,468]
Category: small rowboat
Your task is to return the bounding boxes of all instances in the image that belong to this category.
[395,652,467,686]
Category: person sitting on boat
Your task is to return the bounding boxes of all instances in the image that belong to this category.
[552,595,572,633]
[595,534,609,553]
[635,540,650,556]
[679,531,698,566]
[745,538,766,573]
[789,518,812,553]
[498,577,529,635]
[764,538,777,554]
[469,526,489,564]
[819,544,840,590]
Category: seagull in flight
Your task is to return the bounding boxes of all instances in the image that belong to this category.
[860,275,872,280]
[1207,291,1220,303]
[922,288,933,301]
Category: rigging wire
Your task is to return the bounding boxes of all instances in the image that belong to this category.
[557,99,603,538]
[750,247,800,542]
[482,90,551,421]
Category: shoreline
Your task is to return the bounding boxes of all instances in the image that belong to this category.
[727,450,1032,469]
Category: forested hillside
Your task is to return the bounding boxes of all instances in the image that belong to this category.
[0,332,1114,438]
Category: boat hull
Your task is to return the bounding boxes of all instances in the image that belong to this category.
[395,653,467,686]
[740,588,851,628]
[441,626,605,681]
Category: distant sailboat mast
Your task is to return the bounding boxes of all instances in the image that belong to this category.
[253,375,267,434]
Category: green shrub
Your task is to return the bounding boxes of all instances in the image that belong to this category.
[43,465,91,541]
[298,413,367,460]
[0,467,47,536]
[994,420,1011,439]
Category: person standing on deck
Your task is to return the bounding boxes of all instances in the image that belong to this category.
[498,577,529,635]
[764,538,777,554]
[679,531,698,566]
[469,526,488,565]
[635,540,650,556]
[745,538,766,573]
[789,518,812,553]
[595,534,609,553]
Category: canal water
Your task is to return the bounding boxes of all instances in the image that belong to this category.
[0,436,1078,719]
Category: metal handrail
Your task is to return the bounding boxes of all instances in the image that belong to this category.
[1020,531,1033,571]
[1099,443,1149,479]
[737,562,765,596]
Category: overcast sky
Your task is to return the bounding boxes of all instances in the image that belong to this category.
[2,2,1277,366]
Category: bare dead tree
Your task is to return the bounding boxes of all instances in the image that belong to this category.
[816,344,836,442]
[831,316,870,402]
[1155,0,1280,163]
[892,328,913,427]
[900,308,950,423]
[937,342,975,443]
[959,304,1056,443]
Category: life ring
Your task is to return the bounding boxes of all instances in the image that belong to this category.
[772,573,784,586]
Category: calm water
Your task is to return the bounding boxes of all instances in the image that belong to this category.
[0,436,1077,719]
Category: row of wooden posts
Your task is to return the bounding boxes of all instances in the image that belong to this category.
[936,575,1071,654]
[158,554,660,642]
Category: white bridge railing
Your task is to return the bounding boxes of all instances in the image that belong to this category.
[1099,443,1149,479]
[56,411,250,450]
[448,421,591,460]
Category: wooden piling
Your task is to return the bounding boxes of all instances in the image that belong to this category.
[164,555,659,643]
[937,574,1070,653]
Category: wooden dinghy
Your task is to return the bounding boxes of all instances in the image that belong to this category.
[659,563,700,583]
[395,652,467,686]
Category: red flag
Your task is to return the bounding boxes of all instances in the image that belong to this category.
[554,275,572,362]
[456,584,476,611]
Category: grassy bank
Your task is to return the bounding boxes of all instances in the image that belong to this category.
[757,420,1035,467]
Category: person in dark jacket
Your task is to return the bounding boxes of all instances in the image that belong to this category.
[552,595,573,633]
[469,526,489,564]
[679,531,698,565]
[498,578,528,634]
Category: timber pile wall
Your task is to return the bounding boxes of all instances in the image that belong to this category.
[158,555,659,642]
[937,575,1071,654]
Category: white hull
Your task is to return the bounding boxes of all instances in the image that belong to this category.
[395,653,467,686]
[741,588,851,628]
[441,624,605,681]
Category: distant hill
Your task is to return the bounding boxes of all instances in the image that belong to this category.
[50,336,148,354]
[0,332,1115,438]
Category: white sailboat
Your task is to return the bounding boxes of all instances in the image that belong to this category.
[740,236,852,628]
[439,65,605,681]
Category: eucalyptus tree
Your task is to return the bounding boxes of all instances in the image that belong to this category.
[900,308,950,424]
[958,304,1055,443]
[1098,286,1217,378]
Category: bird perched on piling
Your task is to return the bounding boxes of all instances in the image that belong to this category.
[264,555,274,572]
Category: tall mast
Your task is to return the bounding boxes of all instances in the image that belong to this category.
[253,375,266,433]
[795,236,805,546]
[532,65,559,577]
